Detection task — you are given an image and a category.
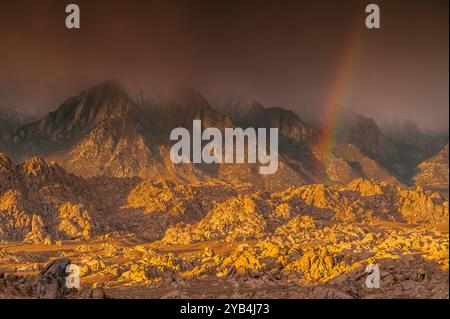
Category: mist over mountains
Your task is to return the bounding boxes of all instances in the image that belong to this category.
[0,81,448,191]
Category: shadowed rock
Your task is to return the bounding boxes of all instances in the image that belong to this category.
[34,258,72,299]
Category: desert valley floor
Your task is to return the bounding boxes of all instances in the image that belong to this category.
[1,224,449,299]
[0,172,448,299]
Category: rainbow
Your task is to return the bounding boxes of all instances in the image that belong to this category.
[315,23,367,181]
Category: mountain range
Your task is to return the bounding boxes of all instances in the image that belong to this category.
[0,81,448,191]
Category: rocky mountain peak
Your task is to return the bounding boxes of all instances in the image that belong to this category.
[156,86,233,130]
[242,102,318,145]
[1,81,141,163]
[332,108,399,170]
[38,80,134,134]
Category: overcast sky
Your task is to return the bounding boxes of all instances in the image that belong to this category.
[0,0,448,130]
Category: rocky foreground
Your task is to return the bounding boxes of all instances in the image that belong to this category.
[0,222,448,299]
[0,154,448,299]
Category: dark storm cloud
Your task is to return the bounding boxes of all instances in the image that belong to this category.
[0,0,448,129]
